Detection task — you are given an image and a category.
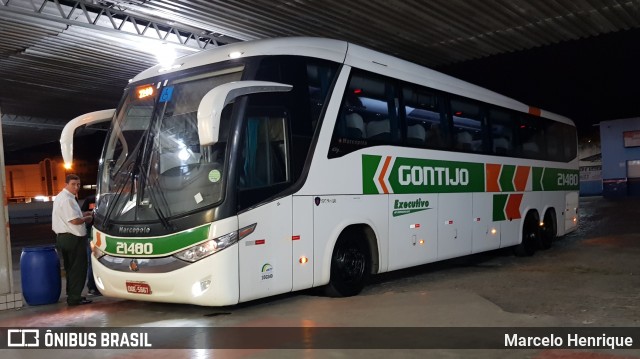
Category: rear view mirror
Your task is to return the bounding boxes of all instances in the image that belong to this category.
[197,81,292,146]
[60,109,115,167]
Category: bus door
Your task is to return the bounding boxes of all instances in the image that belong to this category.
[237,114,293,302]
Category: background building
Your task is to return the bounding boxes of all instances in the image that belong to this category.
[579,140,602,197]
[600,117,640,198]
[5,157,96,202]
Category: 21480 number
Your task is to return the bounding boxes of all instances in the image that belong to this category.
[116,242,153,255]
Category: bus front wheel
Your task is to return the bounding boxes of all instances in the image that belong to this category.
[514,211,540,257]
[325,232,370,297]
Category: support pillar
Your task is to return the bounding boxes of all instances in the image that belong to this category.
[0,107,23,309]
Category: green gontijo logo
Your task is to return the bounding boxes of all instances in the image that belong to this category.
[393,198,431,217]
[362,155,484,194]
[398,166,470,186]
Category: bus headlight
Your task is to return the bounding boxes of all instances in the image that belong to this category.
[174,231,238,263]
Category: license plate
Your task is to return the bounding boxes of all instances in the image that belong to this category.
[126,281,152,295]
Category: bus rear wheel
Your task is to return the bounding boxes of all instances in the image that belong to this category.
[514,211,540,257]
[325,232,370,297]
[540,209,557,250]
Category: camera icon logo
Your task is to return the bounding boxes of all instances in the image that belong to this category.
[7,329,39,347]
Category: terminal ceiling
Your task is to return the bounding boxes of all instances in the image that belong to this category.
[1,0,639,154]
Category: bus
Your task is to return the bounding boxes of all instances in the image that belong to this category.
[60,37,579,306]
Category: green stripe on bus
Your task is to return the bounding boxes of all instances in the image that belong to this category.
[362,154,578,194]
[362,155,485,194]
[499,165,516,192]
[492,194,508,221]
[532,167,544,191]
[539,168,580,191]
[532,167,579,191]
[362,154,382,195]
[103,224,211,256]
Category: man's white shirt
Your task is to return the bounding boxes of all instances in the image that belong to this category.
[52,188,87,237]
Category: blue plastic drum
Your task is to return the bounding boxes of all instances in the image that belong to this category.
[20,245,61,305]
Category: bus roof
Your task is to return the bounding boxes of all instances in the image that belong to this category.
[132,37,348,82]
[131,37,574,127]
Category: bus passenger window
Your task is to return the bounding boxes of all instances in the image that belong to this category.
[545,121,563,161]
[345,112,366,139]
[451,99,485,152]
[426,123,446,148]
[489,109,515,156]
[406,124,427,145]
[456,131,473,151]
[402,86,445,148]
[519,115,545,159]
[563,125,578,161]
[329,70,400,157]
[367,118,391,141]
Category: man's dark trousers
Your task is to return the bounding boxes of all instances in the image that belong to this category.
[56,233,88,305]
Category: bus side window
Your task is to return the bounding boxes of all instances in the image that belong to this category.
[545,121,563,161]
[450,98,485,153]
[563,124,577,161]
[401,86,445,149]
[254,56,339,179]
[357,74,399,144]
[238,115,289,190]
[544,120,576,162]
[345,112,366,138]
[406,123,427,145]
[367,118,391,141]
[330,92,367,143]
[329,70,400,157]
[519,115,545,159]
[488,108,515,156]
[306,62,337,133]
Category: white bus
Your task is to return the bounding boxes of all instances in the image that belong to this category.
[61,37,579,306]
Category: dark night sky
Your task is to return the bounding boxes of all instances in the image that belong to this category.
[437,27,640,140]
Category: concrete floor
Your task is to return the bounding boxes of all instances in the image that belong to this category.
[1,196,639,358]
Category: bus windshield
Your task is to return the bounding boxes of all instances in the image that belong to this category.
[97,66,244,224]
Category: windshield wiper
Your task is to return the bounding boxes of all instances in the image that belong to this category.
[138,161,173,231]
[103,131,148,229]
[102,162,135,230]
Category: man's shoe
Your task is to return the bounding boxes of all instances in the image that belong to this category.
[68,298,92,306]
[88,289,102,296]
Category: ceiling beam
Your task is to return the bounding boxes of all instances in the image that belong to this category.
[0,0,242,51]
[1,114,67,129]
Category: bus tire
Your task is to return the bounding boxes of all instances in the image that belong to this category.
[540,209,557,250]
[514,211,540,257]
[325,231,370,297]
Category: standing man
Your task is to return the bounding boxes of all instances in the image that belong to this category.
[52,174,93,306]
